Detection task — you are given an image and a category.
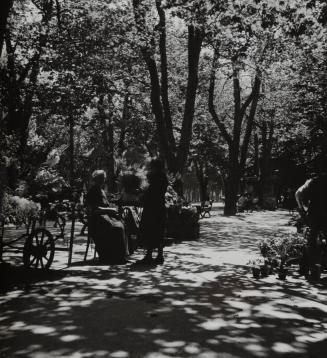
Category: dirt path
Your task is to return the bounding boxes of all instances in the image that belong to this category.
[1,209,327,358]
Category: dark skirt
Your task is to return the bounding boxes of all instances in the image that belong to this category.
[89,214,128,263]
[139,206,166,249]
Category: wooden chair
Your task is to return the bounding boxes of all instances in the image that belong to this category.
[83,205,141,261]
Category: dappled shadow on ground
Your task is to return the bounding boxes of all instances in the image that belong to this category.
[1,210,327,358]
[0,263,69,294]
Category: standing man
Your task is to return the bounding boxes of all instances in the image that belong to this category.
[295,172,327,275]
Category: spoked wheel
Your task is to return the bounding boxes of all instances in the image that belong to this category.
[23,228,55,269]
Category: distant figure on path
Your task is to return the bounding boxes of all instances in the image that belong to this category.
[137,159,168,265]
[86,170,129,264]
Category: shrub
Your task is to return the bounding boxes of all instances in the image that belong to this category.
[2,193,40,226]
[259,233,306,265]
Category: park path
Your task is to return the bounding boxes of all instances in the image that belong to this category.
[1,208,327,358]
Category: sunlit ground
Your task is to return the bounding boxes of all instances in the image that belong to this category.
[1,207,327,358]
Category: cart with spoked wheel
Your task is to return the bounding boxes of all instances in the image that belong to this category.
[0,201,78,270]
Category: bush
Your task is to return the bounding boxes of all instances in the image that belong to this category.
[33,168,67,196]
[2,193,40,226]
[259,233,306,265]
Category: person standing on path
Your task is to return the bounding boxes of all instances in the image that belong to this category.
[295,173,327,234]
[295,172,327,273]
[137,159,168,265]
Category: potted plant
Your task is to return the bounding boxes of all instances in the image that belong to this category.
[259,234,306,280]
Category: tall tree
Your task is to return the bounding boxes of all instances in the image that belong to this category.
[132,0,204,176]
[209,52,261,215]
[1,0,56,154]
[206,0,308,215]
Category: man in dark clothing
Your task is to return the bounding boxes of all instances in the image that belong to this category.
[295,173,327,274]
[295,174,327,233]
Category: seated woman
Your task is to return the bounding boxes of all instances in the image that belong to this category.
[86,170,129,264]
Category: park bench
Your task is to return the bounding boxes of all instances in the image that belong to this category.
[195,200,213,219]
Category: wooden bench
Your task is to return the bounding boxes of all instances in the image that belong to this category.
[195,200,213,219]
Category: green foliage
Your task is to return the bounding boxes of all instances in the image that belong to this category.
[2,193,40,225]
[32,167,67,197]
[259,233,306,261]
[1,0,326,200]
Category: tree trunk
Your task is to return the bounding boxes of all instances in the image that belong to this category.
[199,178,209,203]
[259,121,274,209]
[107,118,116,193]
[0,0,13,57]
[132,0,203,176]
[194,161,209,202]
[208,47,261,215]
[176,26,204,174]
[254,133,259,178]
[69,115,75,188]
[224,171,240,215]
[224,146,240,215]
[0,163,8,221]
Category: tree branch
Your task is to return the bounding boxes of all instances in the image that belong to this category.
[240,72,261,172]
[0,0,13,57]
[232,62,243,149]
[208,47,233,147]
[17,52,40,84]
[239,83,257,119]
[132,0,176,171]
[55,0,62,29]
[5,29,15,80]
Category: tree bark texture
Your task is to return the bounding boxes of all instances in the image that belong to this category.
[133,0,204,176]
[0,0,13,57]
[258,121,275,208]
[194,160,209,202]
[69,116,75,188]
